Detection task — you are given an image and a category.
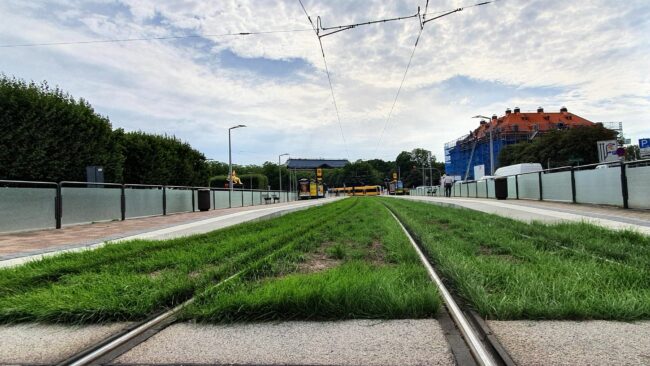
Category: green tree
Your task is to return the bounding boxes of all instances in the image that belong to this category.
[499,125,617,168]
[392,149,445,187]
[625,145,641,161]
[121,132,209,186]
[0,76,124,182]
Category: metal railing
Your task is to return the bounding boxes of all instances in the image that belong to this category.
[0,179,297,233]
[410,158,650,210]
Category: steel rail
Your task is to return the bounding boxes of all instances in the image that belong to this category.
[60,198,347,365]
[64,272,240,366]
[386,208,498,366]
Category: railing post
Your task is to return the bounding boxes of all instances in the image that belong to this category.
[55,183,62,229]
[620,163,629,209]
[241,190,244,206]
[570,167,577,203]
[515,175,519,199]
[475,182,478,198]
[485,180,489,198]
[162,186,167,216]
[120,184,126,221]
[191,188,196,212]
[538,172,543,201]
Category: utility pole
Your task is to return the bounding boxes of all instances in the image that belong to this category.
[428,152,433,187]
[228,124,246,208]
[278,153,289,192]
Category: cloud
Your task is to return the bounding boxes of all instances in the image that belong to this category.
[1,0,648,164]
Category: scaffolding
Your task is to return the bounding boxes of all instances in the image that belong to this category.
[445,132,531,180]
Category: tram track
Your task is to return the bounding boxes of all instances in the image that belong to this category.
[384,204,516,366]
[54,198,512,366]
[57,199,357,366]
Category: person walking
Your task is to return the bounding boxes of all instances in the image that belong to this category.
[443,174,454,197]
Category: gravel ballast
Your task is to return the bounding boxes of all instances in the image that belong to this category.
[116,319,454,365]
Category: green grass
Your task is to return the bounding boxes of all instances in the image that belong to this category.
[382,197,650,321]
[0,198,440,324]
[0,199,356,323]
[183,197,440,322]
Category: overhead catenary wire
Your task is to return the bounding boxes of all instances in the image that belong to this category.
[374,0,496,155]
[316,11,421,38]
[0,28,313,48]
[298,0,496,158]
[373,26,424,156]
[423,0,497,19]
[298,0,350,160]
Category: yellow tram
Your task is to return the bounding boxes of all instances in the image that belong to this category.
[330,185,381,196]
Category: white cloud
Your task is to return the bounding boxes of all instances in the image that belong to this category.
[1,0,648,163]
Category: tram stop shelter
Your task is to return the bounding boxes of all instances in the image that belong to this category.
[286,159,349,170]
[285,159,349,198]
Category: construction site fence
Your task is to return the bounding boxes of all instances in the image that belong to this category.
[410,159,650,210]
[0,180,298,234]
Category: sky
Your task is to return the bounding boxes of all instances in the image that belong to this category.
[1,0,649,164]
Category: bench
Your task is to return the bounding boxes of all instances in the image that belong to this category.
[272,195,280,203]
[263,196,272,204]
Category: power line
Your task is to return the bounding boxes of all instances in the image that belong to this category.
[298,0,350,160]
[0,28,313,48]
[373,26,424,156]
[374,0,496,155]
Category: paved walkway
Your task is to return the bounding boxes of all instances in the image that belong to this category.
[396,196,650,234]
[0,198,339,267]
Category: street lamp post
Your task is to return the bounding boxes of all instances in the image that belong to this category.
[228,124,246,208]
[278,153,289,193]
[473,115,495,175]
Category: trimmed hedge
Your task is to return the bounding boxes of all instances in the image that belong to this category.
[0,76,209,186]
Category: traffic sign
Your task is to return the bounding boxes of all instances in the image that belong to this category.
[640,138,650,158]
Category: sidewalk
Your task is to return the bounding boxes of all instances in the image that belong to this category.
[395,196,650,235]
[0,198,339,267]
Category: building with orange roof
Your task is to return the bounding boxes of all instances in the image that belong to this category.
[444,106,610,180]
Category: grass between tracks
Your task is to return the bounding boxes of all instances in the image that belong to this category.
[0,198,439,324]
[182,198,439,322]
[382,197,650,321]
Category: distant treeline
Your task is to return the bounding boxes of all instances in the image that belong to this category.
[0,75,209,186]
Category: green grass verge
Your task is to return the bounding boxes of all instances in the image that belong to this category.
[382,197,650,320]
[0,198,440,323]
[0,199,355,323]
[182,198,440,322]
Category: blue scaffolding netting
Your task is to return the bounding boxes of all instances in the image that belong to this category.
[445,133,529,180]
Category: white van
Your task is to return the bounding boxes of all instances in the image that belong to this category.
[494,163,543,177]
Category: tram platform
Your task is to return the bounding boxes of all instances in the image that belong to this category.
[393,195,650,235]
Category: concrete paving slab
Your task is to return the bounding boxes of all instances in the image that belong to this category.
[0,322,131,365]
[397,196,650,235]
[489,320,650,366]
[114,319,454,365]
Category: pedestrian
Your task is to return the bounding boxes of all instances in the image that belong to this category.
[443,174,454,197]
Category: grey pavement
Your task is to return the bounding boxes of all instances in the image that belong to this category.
[489,320,650,366]
[114,319,455,366]
[0,323,131,365]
